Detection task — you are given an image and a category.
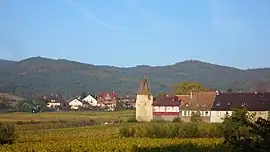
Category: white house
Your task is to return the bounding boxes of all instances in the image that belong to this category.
[69,99,83,110]
[210,92,270,123]
[47,102,61,108]
[82,95,98,106]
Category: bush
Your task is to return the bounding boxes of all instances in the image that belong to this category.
[190,111,202,122]
[222,108,270,152]
[117,123,222,138]
[127,117,137,123]
[172,117,182,123]
[0,123,17,145]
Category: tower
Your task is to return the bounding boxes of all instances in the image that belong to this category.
[135,74,153,121]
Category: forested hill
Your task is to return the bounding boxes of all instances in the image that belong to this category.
[0,57,270,99]
[0,59,15,68]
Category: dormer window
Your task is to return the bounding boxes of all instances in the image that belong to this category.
[241,102,246,107]
[216,102,220,107]
[196,104,200,107]
[185,103,189,107]
[228,102,231,106]
[203,104,207,107]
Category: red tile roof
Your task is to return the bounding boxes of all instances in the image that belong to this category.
[99,92,118,100]
[153,96,181,106]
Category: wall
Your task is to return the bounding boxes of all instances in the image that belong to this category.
[83,95,98,106]
[153,106,179,112]
[69,100,83,109]
[136,95,153,121]
[210,111,269,123]
[153,115,178,121]
[47,102,60,108]
[180,110,211,122]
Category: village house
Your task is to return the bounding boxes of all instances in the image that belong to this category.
[68,98,83,110]
[210,92,270,123]
[119,95,136,108]
[82,95,98,107]
[152,96,181,121]
[177,91,216,122]
[135,75,270,122]
[41,94,64,108]
[98,92,118,108]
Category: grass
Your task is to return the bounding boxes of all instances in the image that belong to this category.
[0,110,135,123]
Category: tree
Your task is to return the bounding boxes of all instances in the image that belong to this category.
[221,108,270,152]
[174,81,207,95]
[227,88,232,93]
[80,92,87,99]
[156,92,167,98]
[190,111,202,122]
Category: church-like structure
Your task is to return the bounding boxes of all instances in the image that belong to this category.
[135,75,154,121]
[135,75,181,122]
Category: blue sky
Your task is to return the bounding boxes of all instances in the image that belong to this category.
[0,0,270,69]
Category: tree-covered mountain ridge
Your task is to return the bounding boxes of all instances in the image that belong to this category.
[0,57,270,99]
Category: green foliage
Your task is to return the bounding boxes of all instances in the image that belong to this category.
[127,117,138,123]
[0,123,17,145]
[172,117,182,123]
[190,111,202,122]
[117,123,222,138]
[1,57,270,99]
[132,142,231,152]
[156,92,167,98]
[174,81,207,95]
[227,88,233,92]
[80,92,87,99]
[222,108,270,152]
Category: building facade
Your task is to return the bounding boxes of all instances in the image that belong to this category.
[152,96,181,121]
[135,75,153,122]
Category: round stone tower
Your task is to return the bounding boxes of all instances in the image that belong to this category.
[135,75,153,121]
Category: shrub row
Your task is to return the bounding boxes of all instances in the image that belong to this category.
[0,123,16,145]
[117,123,223,138]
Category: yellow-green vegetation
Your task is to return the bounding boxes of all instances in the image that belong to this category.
[0,110,231,151]
[0,124,230,152]
[118,123,223,138]
[0,110,135,122]
[0,110,135,131]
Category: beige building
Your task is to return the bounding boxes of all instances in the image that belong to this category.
[210,92,270,122]
[177,91,217,122]
[135,75,153,122]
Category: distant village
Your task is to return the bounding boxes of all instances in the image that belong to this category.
[1,75,270,123]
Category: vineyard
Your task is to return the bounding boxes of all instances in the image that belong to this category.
[0,124,230,152]
[0,110,237,152]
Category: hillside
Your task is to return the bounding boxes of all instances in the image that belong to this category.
[0,57,270,99]
[0,59,16,67]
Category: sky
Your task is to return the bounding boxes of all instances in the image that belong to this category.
[0,0,270,69]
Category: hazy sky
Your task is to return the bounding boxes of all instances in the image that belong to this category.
[0,0,270,69]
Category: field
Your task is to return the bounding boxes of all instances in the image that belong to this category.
[0,110,230,152]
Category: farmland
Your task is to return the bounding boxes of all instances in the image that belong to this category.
[0,110,230,152]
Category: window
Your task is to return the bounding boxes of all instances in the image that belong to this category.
[228,102,231,106]
[183,111,188,116]
[241,102,246,107]
[185,103,189,107]
[216,102,220,107]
